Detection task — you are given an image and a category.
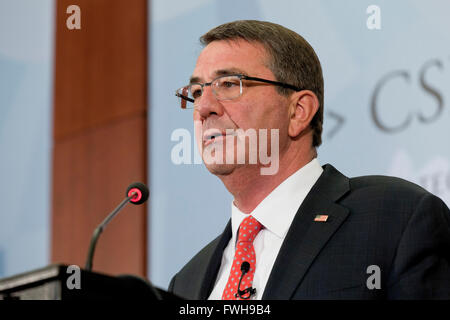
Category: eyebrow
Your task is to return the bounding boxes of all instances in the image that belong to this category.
[189,68,248,84]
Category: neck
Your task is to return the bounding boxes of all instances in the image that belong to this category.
[218,146,317,213]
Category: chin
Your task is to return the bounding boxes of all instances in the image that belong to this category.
[204,162,237,176]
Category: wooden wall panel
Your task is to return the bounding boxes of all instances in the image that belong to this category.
[53,0,147,140]
[52,0,148,276]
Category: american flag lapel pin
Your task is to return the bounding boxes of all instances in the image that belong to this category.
[314,214,329,222]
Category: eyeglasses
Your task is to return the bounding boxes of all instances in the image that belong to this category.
[175,74,303,109]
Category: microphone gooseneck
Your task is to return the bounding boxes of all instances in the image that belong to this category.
[234,261,256,299]
[85,182,149,271]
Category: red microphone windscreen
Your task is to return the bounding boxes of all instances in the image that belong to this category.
[126,182,149,205]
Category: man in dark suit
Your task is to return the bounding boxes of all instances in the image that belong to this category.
[170,20,450,299]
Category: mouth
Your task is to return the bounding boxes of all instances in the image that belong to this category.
[203,129,235,146]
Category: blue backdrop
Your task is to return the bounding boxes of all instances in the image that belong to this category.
[148,0,450,289]
[0,0,54,278]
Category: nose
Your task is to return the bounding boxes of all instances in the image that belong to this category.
[195,85,224,119]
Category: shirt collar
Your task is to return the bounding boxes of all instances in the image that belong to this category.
[231,158,323,242]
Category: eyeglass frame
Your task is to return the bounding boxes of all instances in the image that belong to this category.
[175,74,304,109]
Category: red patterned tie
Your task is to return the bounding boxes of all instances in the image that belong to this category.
[222,215,263,300]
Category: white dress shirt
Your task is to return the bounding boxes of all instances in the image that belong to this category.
[208,158,324,300]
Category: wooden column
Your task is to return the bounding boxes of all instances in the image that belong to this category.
[51,0,148,276]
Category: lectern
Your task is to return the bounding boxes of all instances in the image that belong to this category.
[0,264,179,300]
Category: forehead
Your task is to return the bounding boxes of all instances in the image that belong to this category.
[191,39,272,82]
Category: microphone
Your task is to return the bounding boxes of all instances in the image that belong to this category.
[234,261,256,299]
[85,182,149,271]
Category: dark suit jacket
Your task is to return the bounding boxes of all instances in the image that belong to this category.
[169,164,450,299]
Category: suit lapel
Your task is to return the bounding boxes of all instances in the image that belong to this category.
[197,220,232,299]
[262,164,350,299]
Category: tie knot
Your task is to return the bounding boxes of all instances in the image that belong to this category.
[237,215,263,243]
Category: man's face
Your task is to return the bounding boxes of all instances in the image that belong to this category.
[192,39,291,176]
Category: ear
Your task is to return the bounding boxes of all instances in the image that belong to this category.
[288,90,319,138]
